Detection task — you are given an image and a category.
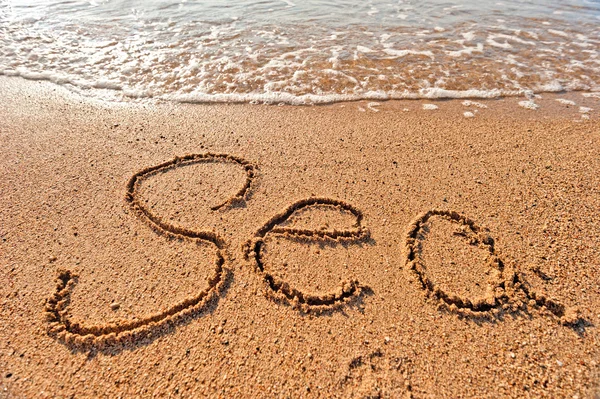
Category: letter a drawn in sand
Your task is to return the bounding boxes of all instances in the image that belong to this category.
[405,209,584,326]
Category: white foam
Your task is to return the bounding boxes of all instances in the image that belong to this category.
[93,79,123,91]
[525,31,539,40]
[323,69,359,85]
[518,100,539,110]
[548,29,569,38]
[463,111,475,118]
[582,93,600,99]
[579,107,592,113]
[418,88,506,99]
[383,49,434,59]
[122,88,152,98]
[0,0,596,109]
[367,102,380,112]
[486,33,536,49]
[462,100,488,108]
[423,104,439,110]
[462,31,476,41]
[486,37,512,49]
[166,87,521,105]
[534,81,565,92]
[3,62,572,106]
[446,43,484,57]
[537,48,559,55]
[555,99,576,106]
[581,114,590,120]
[357,46,374,53]
[367,7,379,16]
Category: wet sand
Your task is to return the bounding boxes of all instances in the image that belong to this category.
[1,77,599,398]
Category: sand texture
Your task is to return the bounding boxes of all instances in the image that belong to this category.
[1,78,600,398]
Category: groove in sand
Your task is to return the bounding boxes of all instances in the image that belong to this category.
[44,153,256,348]
[404,209,582,325]
[243,197,371,314]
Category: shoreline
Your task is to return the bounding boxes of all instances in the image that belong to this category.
[2,73,600,107]
[1,76,599,398]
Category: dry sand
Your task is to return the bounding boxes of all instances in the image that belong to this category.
[1,77,600,398]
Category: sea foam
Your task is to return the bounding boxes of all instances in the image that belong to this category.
[1,0,598,105]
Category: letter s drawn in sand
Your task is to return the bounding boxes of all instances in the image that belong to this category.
[44,153,256,348]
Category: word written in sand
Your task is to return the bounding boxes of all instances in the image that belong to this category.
[243,197,371,314]
[44,153,585,350]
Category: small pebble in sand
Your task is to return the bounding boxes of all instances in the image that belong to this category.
[423,104,439,110]
[110,303,120,311]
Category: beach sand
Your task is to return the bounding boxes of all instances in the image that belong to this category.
[1,76,599,398]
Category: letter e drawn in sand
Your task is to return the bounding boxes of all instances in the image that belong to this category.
[44,153,257,349]
[404,209,586,327]
[243,198,372,314]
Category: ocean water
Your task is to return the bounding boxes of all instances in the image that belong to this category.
[0,0,599,104]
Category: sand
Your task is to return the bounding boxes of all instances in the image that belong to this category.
[1,77,599,398]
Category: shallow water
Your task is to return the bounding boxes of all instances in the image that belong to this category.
[1,0,599,104]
